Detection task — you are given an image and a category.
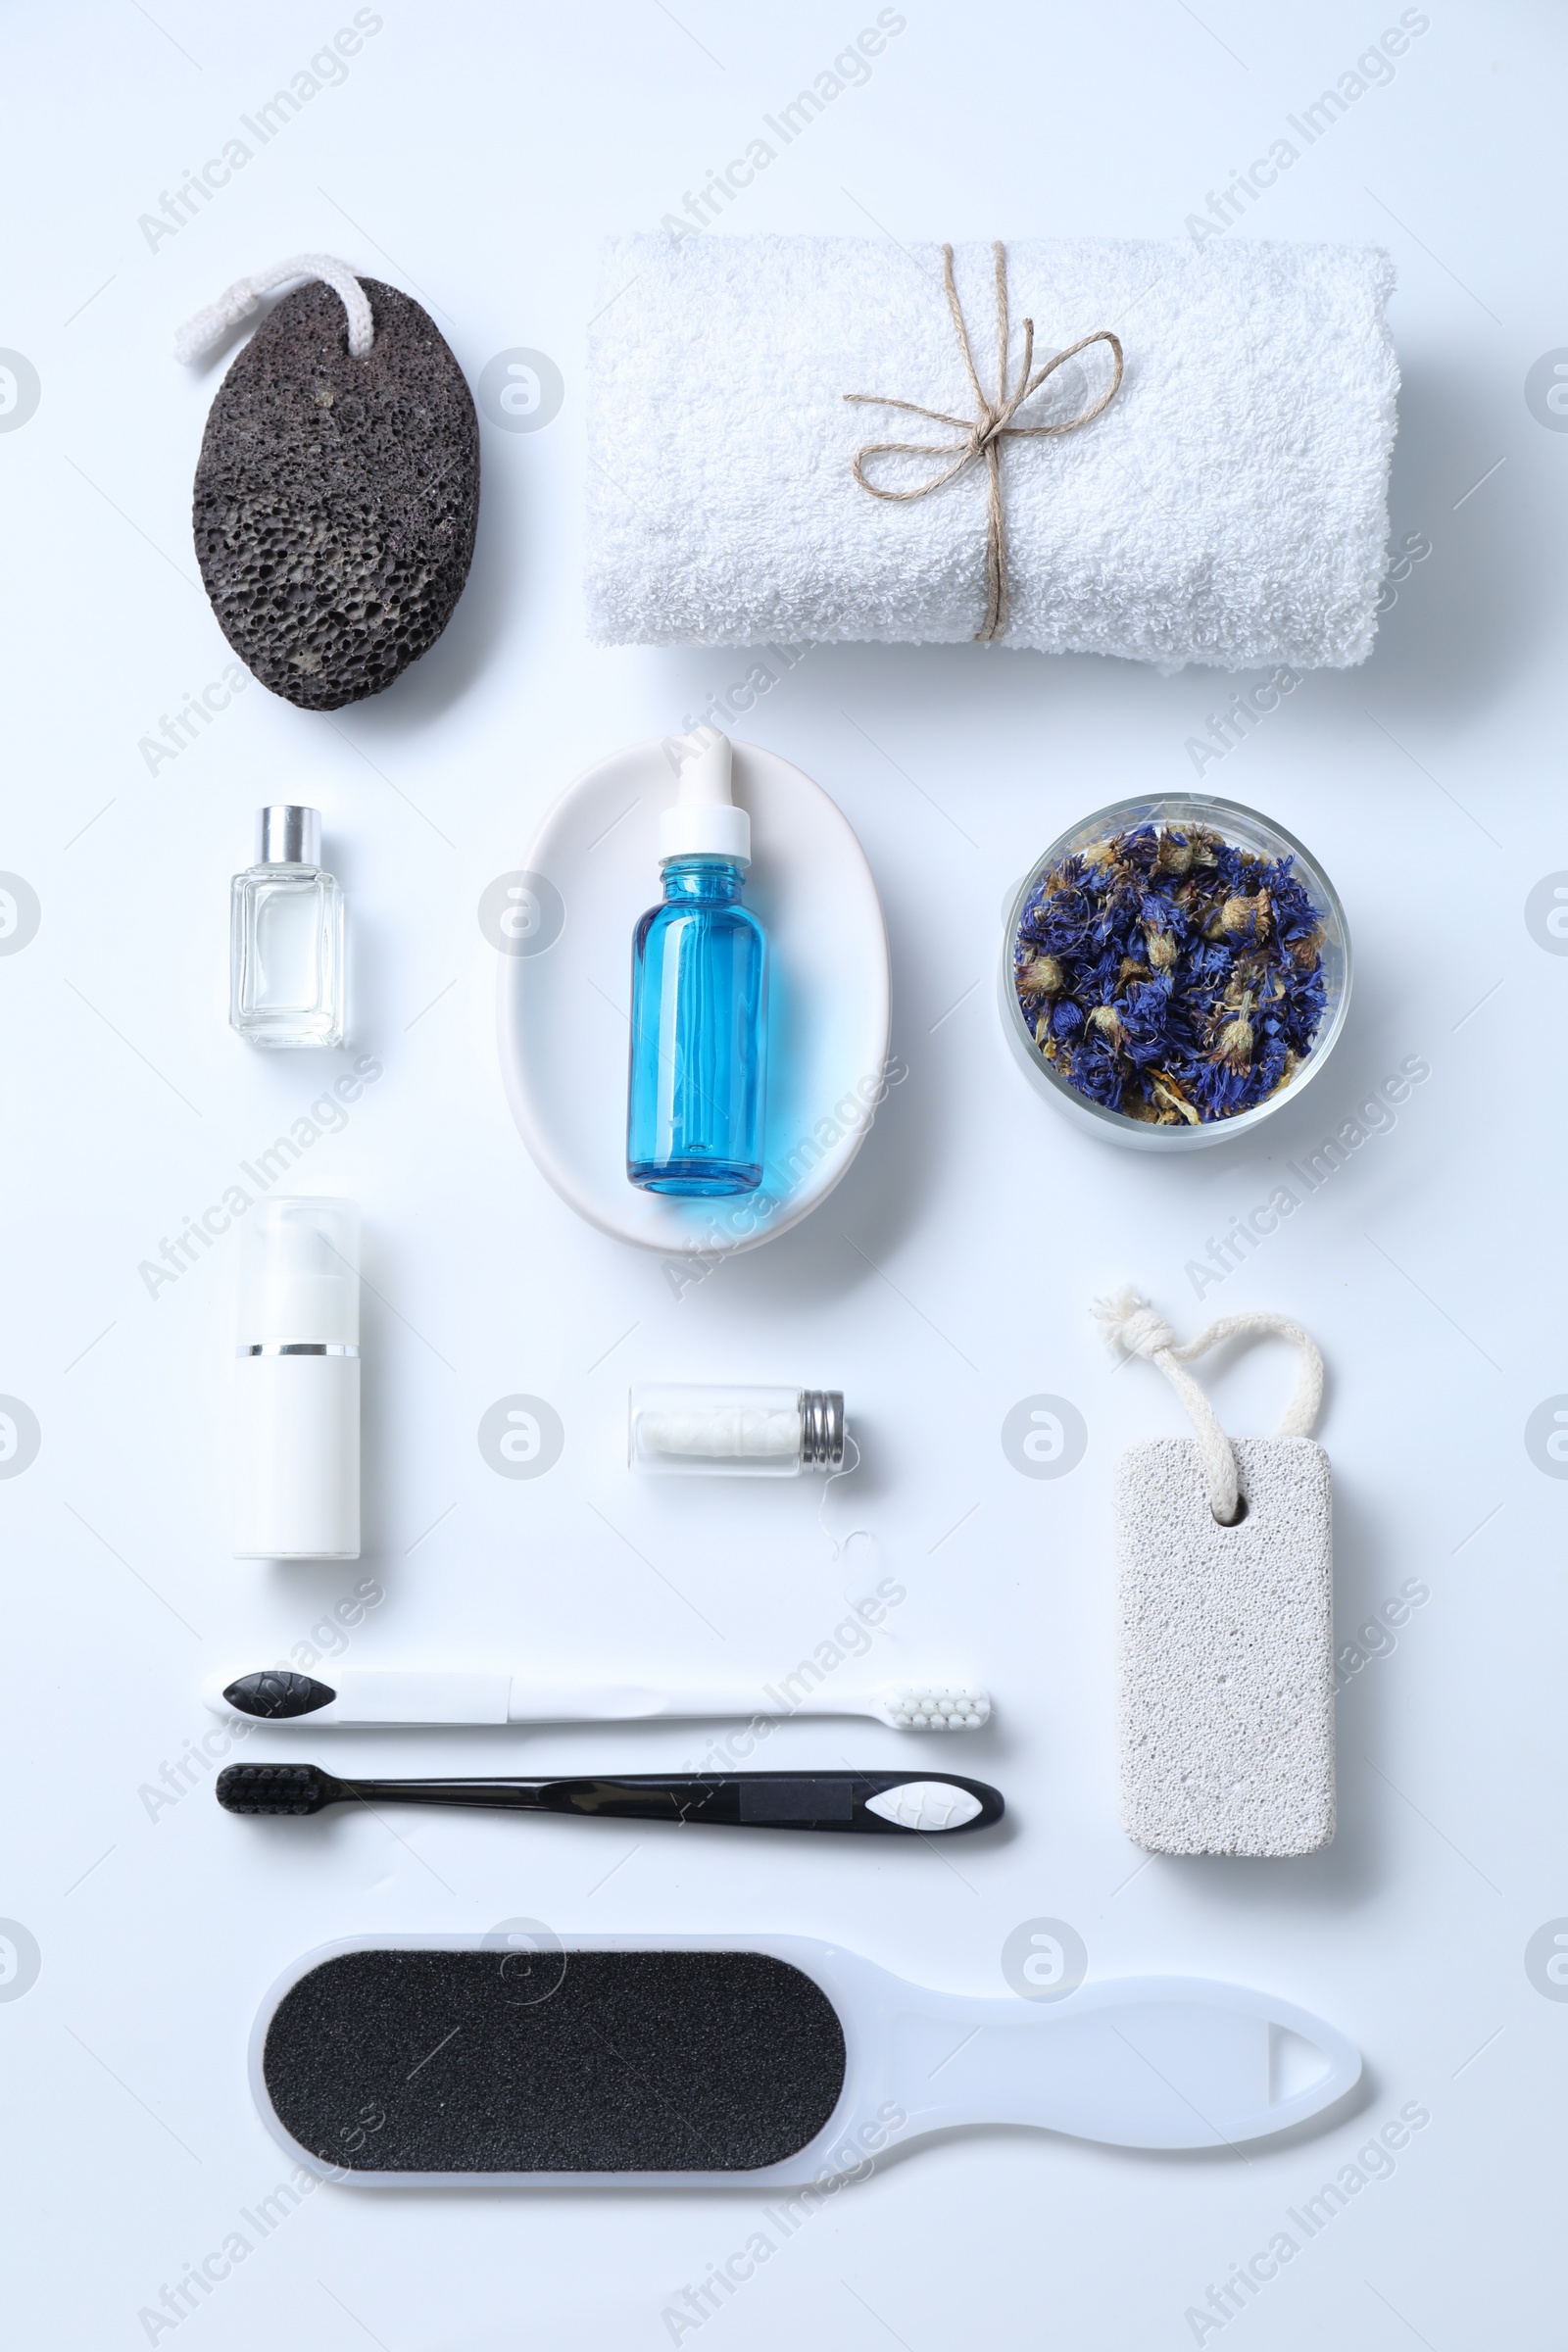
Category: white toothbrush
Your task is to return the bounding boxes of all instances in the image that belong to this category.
[207,1665,992,1732]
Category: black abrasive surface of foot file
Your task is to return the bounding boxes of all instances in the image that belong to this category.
[263,1947,848,2174]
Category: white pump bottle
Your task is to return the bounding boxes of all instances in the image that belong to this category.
[232,1196,361,1559]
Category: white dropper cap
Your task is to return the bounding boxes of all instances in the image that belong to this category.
[657,727,751,865]
[238,1197,360,1346]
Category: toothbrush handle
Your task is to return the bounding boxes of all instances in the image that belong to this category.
[334,1772,1002,1832]
[214,1670,882,1728]
[502,1683,867,1725]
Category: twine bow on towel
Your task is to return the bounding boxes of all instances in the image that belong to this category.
[843,242,1123,643]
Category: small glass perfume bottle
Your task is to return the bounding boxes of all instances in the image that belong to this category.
[626,731,766,1194]
[230,806,345,1049]
[628,1384,845,1478]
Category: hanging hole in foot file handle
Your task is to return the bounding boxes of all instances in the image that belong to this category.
[251,1935,1361,2187]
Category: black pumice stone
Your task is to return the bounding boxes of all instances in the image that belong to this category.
[263,1948,847,2174]
[192,277,479,710]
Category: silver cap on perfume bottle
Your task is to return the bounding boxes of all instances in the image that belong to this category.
[256,806,321,866]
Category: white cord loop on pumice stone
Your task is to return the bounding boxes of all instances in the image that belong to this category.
[174,255,373,365]
[1093,1288,1324,1525]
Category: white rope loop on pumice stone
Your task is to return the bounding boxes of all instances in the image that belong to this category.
[1093,1288,1324,1525]
[174,255,373,365]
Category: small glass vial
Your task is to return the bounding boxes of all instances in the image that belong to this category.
[230,806,345,1048]
[629,1383,845,1478]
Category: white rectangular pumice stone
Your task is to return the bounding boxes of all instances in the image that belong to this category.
[1115,1435,1334,1858]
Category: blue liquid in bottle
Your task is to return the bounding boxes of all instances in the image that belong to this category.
[627,855,767,1195]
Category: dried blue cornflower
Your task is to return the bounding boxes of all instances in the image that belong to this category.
[1012,821,1328,1124]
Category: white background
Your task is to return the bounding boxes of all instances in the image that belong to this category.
[2,3,1564,2344]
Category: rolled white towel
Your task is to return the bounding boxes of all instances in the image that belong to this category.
[585,233,1398,672]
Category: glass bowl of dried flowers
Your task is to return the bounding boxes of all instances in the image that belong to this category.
[1001,795,1350,1151]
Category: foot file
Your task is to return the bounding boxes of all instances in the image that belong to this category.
[252,1934,1360,2186]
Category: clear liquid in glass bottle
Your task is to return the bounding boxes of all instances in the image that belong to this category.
[230,806,345,1049]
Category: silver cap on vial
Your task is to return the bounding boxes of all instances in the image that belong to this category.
[256,806,321,867]
[801,1390,846,1470]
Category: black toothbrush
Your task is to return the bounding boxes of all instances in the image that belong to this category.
[216,1764,1004,1835]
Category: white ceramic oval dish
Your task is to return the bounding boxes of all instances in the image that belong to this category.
[1000,793,1351,1153]
[498,739,892,1256]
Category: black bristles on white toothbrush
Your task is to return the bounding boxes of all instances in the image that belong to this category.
[216,1765,1004,1835]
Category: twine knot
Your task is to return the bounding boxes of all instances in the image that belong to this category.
[844,242,1123,643]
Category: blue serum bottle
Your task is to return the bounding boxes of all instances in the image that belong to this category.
[627,729,767,1196]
